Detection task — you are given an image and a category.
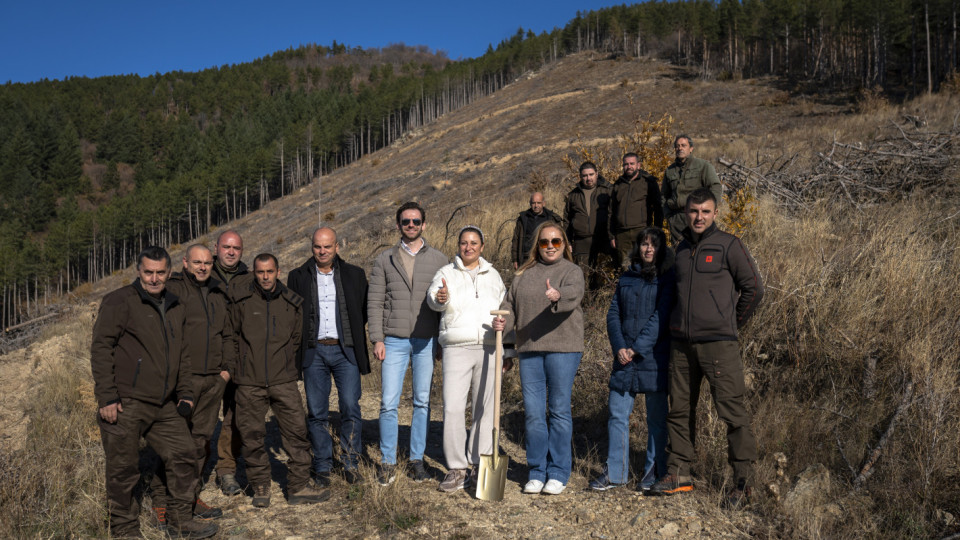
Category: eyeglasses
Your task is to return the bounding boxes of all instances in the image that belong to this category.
[400,218,422,227]
[538,238,563,248]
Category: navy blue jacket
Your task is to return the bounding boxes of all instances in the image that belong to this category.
[606,264,675,394]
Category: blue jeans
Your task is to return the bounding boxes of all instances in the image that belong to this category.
[606,390,668,486]
[303,344,363,472]
[518,351,582,484]
[379,336,435,464]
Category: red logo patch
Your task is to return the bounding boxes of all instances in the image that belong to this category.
[705,255,713,263]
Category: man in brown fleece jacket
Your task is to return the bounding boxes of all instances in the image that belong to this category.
[91,246,217,539]
[226,253,330,508]
[648,188,764,509]
[149,244,230,525]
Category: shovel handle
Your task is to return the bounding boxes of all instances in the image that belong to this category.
[489,310,508,445]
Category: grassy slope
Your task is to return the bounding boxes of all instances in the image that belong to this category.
[3,51,958,538]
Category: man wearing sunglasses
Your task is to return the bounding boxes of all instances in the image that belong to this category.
[511,192,563,269]
[368,202,448,486]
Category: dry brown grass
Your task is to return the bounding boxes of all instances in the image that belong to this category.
[0,313,106,538]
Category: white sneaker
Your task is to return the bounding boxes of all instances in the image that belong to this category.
[523,479,544,494]
[542,479,566,495]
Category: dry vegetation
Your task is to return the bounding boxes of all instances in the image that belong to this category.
[1,53,959,539]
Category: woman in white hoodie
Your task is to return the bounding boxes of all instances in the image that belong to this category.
[427,226,511,492]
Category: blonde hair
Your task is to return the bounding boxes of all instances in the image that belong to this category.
[516,221,573,275]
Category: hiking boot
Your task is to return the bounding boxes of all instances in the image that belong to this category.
[251,484,271,508]
[312,471,331,488]
[724,479,752,509]
[289,485,332,505]
[377,464,396,486]
[152,507,167,531]
[647,473,694,496]
[438,469,468,492]
[342,468,361,485]
[409,460,430,482]
[166,518,218,539]
[218,472,243,496]
[192,498,223,520]
[589,473,625,491]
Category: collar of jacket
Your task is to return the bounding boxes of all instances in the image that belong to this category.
[393,237,433,255]
[213,257,248,277]
[298,254,343,275]
[453,255,493,273]
[133,278,179,311]
[682,222,718,246]
[254,279,286,300]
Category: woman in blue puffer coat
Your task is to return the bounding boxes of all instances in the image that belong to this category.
[590,227,675,492]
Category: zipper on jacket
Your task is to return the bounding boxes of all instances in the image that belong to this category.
[201,288,211,373]
[684,244,697,341]
[162,317,172,401]
[264,296,271,387]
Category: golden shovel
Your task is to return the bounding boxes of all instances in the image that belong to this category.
[477,309,510,501]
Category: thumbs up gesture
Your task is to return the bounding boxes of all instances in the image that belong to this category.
[545,278,560,302]
[436,278,449,304]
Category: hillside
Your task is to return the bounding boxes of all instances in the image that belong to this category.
[2,50,958,539]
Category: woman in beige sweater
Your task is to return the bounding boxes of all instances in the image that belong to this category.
[493,222,584,495]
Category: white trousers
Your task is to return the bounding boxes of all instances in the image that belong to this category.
[441,345,496,470]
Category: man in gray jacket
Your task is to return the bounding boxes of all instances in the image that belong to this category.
[368,202,448,485]
[648,188,763,508]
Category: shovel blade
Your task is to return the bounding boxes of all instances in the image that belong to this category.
[476,452,508,501]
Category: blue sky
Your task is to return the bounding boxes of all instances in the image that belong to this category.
[0,1,620,84]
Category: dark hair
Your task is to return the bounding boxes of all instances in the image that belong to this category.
[458,225,484,245]
[137,246,171,270]
[395,201,425,224]
[579,161,597,174]
[674,134,693,147]
[685,187,717,208]
[629,227,670,280]
[622,152,639,162]
[253,253,279,268]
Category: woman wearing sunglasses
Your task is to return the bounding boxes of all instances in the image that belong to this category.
[493,221,584,495]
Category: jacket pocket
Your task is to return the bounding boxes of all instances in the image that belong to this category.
[695,247,724,273]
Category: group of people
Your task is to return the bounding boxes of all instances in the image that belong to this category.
[90,134,763,538]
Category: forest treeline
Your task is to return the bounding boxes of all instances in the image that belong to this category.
[2,0,958,331]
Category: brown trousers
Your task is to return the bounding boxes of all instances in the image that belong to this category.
[150,374,227,504]
[665,340,757,483]
[215,381,242,475]
[99,399,198,537]
[235,382,312,494]
[613,228,641,269]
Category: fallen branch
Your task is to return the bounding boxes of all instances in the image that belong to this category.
[4,311,60,333]
[852,380,914,491]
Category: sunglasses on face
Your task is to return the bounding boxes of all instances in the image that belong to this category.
[400,218,422,227]
[538,238,563,248]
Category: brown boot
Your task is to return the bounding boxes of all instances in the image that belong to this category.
[288,485,332,505]
[252,484,271,508]
[165,518,218,539]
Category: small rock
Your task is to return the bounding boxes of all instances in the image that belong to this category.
[630,510,649,526]
[687,520,702,533]
[657,522,680,537]
[576,509,596,523]
[264,529,274,536]
[936,509,956,527]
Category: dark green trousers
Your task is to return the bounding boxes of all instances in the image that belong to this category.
[236,381,313,494]
[150,373,227,503]
[665,340,757,483]
[99,399,198,537]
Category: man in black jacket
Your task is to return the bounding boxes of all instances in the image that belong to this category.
[648,188,764,508]
[287,227,369,486]
[511,192,563,269]
[91,246,217,539]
